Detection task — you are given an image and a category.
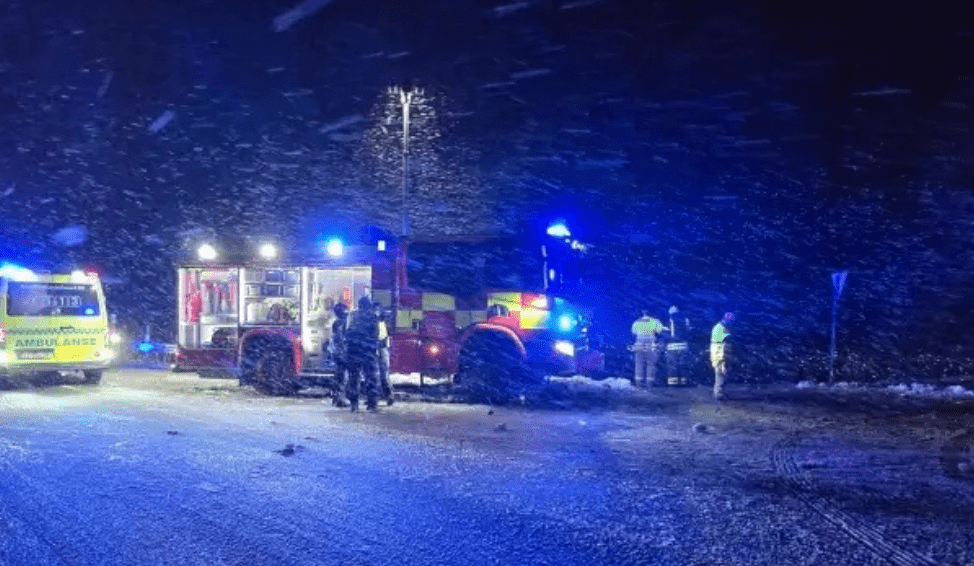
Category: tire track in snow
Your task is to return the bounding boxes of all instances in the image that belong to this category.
[772,437,941,566]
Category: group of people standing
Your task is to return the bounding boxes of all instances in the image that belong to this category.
[631,307,735,400]
[328,297,735,409]
[329,296,394,412]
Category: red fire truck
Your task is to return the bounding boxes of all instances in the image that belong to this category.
[173,238,603,400]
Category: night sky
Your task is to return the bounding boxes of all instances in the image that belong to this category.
[1,0,972,378]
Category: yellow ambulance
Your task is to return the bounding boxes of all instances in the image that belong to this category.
[0,264,114,384]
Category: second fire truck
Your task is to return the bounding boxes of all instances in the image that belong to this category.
[173,237,603,401]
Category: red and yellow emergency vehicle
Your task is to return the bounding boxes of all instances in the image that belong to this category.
[172,238,603,399]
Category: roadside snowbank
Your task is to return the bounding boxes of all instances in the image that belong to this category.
[390,373,637,392]
[548,375,637,392]
[390,373,444,386]
[796,380,974,399]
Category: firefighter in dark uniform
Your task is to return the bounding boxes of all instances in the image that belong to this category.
[665,305,692,386]
[346,296,380,412]
[329,303,350,407]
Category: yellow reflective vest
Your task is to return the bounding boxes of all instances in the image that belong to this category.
[710,322,731,365]
[377,320,389,349]
[631,316,664,350]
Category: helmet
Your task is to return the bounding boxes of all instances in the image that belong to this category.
[333,303,348,317]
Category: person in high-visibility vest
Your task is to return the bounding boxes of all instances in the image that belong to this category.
[631,310,666,387]
[374,302,394,406]
[710,312,735,400]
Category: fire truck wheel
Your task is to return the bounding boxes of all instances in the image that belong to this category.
[81,370,103,384]
[459,333,531,405]
[254,349,298,396]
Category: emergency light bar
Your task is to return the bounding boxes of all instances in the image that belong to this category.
[326,239,344,258]
[547,222,571,238]
[259,243,278,259]
[197,244,218,261]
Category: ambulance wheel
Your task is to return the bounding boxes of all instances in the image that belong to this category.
[34,371,62,386]
[82,370,103,384]
[254,349,298,396]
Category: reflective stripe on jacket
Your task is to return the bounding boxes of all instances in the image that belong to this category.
[377,320,389,350]
[632,316,664,350]
[710,322,731,366]
[710,342,728,366]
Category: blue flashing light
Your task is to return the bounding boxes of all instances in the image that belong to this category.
[546,222,571,239]
[326,238,344,258]
[558,314,575,333]
[84,308,95,315]
[0,262,38,282]
[138,342,155,353]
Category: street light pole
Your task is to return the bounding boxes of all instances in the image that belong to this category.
[397,87,414,239]
[390,85,419,335]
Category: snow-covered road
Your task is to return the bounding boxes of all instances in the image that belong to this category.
[0,369,971,566]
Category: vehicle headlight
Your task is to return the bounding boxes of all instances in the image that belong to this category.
[109,331,124,346]
[554,340,574,357]
[0,350,10,366]
[98,348,116,361]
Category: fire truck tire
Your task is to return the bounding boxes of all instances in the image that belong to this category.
[239,354,257,386]
[458,332,535,405]
[253,349,298,396]
[81,370,102,384]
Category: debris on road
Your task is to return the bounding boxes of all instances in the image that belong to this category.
[692,423,712,434]
[274,443,306,457]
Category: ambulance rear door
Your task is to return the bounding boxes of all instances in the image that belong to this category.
[1,274,110,370]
